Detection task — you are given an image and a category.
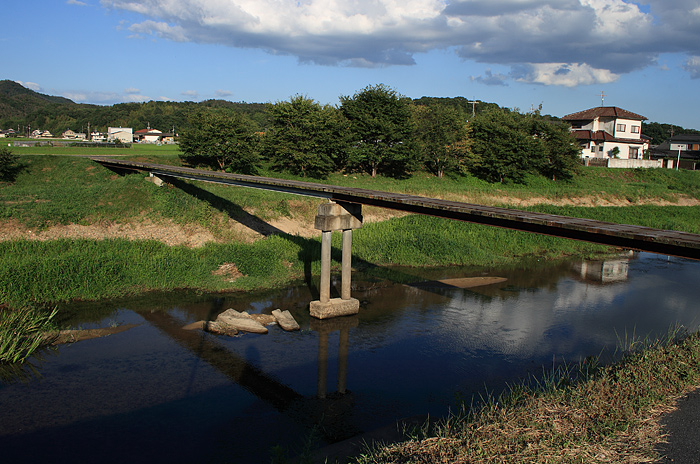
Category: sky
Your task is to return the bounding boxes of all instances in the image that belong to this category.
[3,0,700,129]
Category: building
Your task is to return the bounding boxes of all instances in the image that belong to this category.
[61,129,86,140]
[107,127,133,144]
[134,128,163,144]
[649,134,700,169]
[562,107,649,160]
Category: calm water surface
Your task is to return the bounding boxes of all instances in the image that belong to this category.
[1,252,699,463]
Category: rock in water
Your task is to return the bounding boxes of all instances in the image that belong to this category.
[272,309,300,331]
[204,321,239,336]
[216,309,268,334]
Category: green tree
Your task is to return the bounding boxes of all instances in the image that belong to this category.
[465,109,541,183]
[178,110,259,174]
[414,105,468,178]
[263,95,349,178]
[0,146,20,181]
[525,117,581,181]
[340,84,418,178]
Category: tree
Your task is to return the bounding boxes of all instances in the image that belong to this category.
[263,95,350,178]
[466,109,581,183]
[0,146,20,181]
[178,109,259,174]
[465,109,541,183]
[414,105,467,178]
[340,84,418,178]
[525,117,581,181]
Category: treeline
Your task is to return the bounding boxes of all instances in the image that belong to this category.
[642,121,700,145]
[179,84,581,182]
[0,80,268,135]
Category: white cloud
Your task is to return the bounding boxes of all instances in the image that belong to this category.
[16,81,42,92]
[470,69,509,86]
[684,55,700,78]
[124,87,141,94]
[67,0,88,6]
[515,63,620,86]
[99,0,700,85]
[181,89,200,100]
[215,89,233,98]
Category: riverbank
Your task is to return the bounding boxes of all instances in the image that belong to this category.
[350,327,700,464]
[3,154,700,308]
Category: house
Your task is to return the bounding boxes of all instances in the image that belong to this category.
[562,107,649,160]
[90,131,105,142]
[62,129,77,139]
[649,134,700,169]
[40,130,53,138]
[134,127,164,144]
[107,127,133,144]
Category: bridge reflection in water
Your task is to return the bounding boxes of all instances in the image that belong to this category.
[140,309,361,442]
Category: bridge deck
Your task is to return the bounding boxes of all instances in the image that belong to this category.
[91,157,700,260]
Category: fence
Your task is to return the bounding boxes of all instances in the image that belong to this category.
[583,158,664,169]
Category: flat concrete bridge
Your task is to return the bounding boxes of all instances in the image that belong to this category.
[92,157,700,316]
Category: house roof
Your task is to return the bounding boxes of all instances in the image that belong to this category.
[572,130,647,145]
[563,106,647,121]
[667,134,700,143]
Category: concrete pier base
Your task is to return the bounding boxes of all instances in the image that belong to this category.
[310,297,360,320]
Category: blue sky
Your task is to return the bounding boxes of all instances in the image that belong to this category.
[4,0,700,129]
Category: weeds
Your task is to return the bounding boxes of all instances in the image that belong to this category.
[353,327,700,464]
[0,306,57,364]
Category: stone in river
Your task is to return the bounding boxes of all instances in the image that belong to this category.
[272,309,300,331]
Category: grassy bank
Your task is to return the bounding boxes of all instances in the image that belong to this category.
[354,328,700,463]
[1,153,700,307]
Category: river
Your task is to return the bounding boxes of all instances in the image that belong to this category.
[1,252,699,463]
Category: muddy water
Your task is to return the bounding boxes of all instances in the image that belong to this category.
[1,252,699,463]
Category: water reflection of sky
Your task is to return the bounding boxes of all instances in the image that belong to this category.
[1,252,699,464]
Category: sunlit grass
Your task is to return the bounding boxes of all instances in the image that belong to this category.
[354,326,700,463]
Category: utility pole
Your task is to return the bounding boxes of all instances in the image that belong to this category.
[467,97,477,118]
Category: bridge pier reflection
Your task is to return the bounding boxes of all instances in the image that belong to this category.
[311,315,358,398]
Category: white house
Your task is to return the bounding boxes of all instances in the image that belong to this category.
[562,107,649,159]
[134,128,163,144]
[107,127,133,143]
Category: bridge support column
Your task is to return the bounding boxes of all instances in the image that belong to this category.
[310,201,362,319]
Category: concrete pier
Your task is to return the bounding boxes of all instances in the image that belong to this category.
[310,201,362,319]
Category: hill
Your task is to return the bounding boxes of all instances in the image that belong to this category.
[0,80,76,120]
[0,80,272,135]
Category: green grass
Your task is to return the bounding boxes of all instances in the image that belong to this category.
[1,154,700,308]
[354,327,700,463]
[0,306,57,364]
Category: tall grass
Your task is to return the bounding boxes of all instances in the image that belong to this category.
[354,327,700,463]
[0,306,57,364]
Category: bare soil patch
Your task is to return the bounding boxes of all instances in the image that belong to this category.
[1,195,695,247]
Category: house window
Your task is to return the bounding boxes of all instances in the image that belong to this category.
[631,126,640,134]
[617,124,626,132]
[629,147,639,159]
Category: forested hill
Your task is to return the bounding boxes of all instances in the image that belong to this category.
[0,80,269,135]
[2,79,698,144]
[0,80,76,120]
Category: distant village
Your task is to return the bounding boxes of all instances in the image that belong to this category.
[0,125,175,145]
[1,105,699,170]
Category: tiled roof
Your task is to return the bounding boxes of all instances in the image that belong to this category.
[572,130,646,144]
[563,106,647,121]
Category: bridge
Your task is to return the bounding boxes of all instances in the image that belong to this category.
[92,157,700,317]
